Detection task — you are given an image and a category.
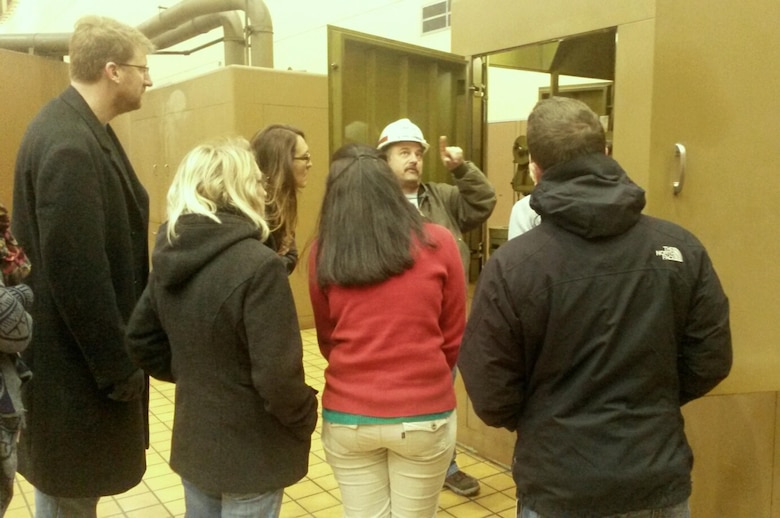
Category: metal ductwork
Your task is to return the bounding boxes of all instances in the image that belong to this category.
[0,32,70,56]
[151,11,245,66]
[0,0,273,68]
[138,0,273,67]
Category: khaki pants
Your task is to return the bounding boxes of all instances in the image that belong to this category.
[323,412,457,518]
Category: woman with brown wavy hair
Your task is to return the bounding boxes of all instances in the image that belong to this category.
[250,124,312,273]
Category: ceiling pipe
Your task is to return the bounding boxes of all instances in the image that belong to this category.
[137,0,273,68]
[0,0,272,67]
[151,11,246,66]
[0,32,69,57]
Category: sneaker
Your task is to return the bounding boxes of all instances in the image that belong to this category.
[443,469,480,496]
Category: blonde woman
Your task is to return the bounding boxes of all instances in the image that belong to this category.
[126,138,318,518]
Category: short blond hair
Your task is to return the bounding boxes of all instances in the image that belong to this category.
[165,138,270,244]
[69,15,155,82]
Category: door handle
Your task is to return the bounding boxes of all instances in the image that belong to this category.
[672,143,686,195]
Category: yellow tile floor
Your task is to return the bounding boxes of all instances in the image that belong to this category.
[6,329,517,517]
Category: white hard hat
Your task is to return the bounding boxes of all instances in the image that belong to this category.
[377,118,429,152]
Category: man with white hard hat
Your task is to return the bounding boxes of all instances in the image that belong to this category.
[377,118,496,497]
[377,118,496,280]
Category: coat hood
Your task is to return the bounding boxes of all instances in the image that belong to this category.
[530,153,646,239]
[152,212,263,288]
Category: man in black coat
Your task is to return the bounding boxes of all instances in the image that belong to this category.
[458,97,732,517]
[12,15,155,516]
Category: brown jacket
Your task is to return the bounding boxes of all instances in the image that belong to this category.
[417,161,496,275]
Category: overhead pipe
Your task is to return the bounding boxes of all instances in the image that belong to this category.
[0,0,273,67]
[0,32,70,57]
[151,11,246,66]
[137,0,273,67]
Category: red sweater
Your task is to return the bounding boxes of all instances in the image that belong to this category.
[308,223,466,418]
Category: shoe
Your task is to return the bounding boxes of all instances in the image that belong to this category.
[443,469,480,496]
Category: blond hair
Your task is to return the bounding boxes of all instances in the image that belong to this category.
[166,138,270,244]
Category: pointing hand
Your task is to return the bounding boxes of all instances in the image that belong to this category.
[439,136,464,171]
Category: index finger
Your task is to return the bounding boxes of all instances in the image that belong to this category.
[439,136,449,153]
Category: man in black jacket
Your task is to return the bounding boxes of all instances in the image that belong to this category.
[458,97,732,517]
[12,15,154,516]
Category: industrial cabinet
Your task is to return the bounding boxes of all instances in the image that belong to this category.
[450,1,780,515]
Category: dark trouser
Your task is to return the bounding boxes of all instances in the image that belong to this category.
[517,498,690,518]
[0,415,21,516]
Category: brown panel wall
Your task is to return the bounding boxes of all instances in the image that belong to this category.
[610,19,654,193]
[232,67,328,329]
[451,0,654,58]
[486,120,525,232]
[449,1,780,515]
[683,392,777,517]
[647,0,780,396]
[124,66,328,329]
[0,50,70,209]
[454,373,515,468]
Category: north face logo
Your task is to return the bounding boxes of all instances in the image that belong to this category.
[656,246,683,263]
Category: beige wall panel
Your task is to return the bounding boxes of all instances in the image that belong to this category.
[110,114,131,143]
[165,68,235,114]
[682,392,776,517]
[253,104,329,329]
[775,396,780,517]
[170,103,236,152]
[0,50,69,208]
[125,66,241,233]
[144,101,238,242]
[231,69,328,328]
[125,116,164,225]
[454,374,515,467]
[611,19,654,195]
[452,0,654,57]
[127,87,163,123]
[232,104,266,141]
[232,67,328,111]
[647,0,780,394]
[128,66,329,328]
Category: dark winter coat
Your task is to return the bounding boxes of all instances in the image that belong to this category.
[127,213,318,494]
[12,86,150,496]
[459,153,732,516]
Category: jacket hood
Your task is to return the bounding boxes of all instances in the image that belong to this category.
[152,212,263,288]
[530,153,646,239]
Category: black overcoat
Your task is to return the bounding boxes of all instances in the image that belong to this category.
[12,86,150,496]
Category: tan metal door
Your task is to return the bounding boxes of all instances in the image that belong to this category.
[327,26,474,178]
[327,28,492,282]
[647,0,780,394]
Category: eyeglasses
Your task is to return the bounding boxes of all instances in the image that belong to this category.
[293,152,312,163]
[117,63,150,75]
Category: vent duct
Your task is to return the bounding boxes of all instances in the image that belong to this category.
[0,0,273,68]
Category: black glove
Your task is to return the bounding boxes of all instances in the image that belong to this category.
[108,368,145,401]
[5,284,33,310]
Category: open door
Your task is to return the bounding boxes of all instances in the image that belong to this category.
[327,26,488,279]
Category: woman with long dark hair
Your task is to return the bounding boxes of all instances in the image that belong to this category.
[309,143,466,517]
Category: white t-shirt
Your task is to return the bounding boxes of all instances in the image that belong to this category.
[507,195,541,239]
